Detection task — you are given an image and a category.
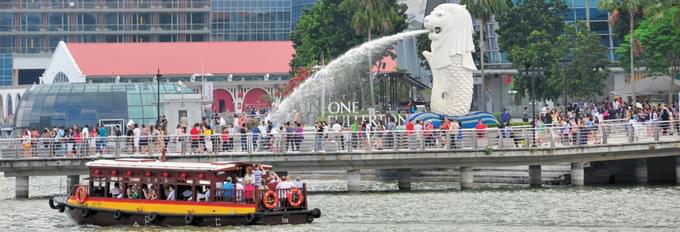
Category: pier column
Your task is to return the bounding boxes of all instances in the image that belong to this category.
[676,157,680,184]
[571,162,584,187]
[635,159,648,184]
[67,175,80,193]
[347,169,361,192]
[397,169,411,191]
[15,176,29,198]
[459,167,473,189]
[529,165,542,187]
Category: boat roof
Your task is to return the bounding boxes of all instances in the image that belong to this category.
[86,159,260,172]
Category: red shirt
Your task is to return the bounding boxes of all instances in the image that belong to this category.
[475,122,487,138]
[406,121,415,135]
[190,127,200,140]
[441,122,450,130]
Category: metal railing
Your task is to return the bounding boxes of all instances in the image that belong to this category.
[2,120,679,159]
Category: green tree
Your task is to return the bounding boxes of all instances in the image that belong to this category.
[496,0,568,100]
[290,0,363,70]
[549,23,610,101]
[619,7,680,103]
[340,0,407,109]
[598,0,643,103]
[460,0,509,109]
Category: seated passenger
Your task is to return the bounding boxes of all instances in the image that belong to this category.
[110,183,122,198]
[128,184,141,199]
[182,189,193,201]
[293,176,304,189]
[166,186,176,201]
[223,177,234,202]
[144,184,158,200]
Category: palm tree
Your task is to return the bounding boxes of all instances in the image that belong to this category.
[598,0,643,104]
[341,0,402,109]
[460,0,509,112]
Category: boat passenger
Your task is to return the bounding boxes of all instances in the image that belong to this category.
[253,164,264,188]
[166,186,176,201]
[276,176,294,207]
[128,184,141,199]
[222,177,234,202]
[244,166,254,184]
[182,189,193,200]
[235,178,244,202]
[110,183,122,198]
[144,184,158,200]
[196,186,211,202]
[293,176,304,189]
[244,179,254,203]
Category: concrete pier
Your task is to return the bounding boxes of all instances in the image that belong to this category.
[347,169,361,192]
[459,167,474,189]
[67,175,80,193]
[15,176,29,198]
[397,169,411,191]
[676,157,680,184]
[571,162,584,187]
[529,165,542,187]
[635,159,648,184]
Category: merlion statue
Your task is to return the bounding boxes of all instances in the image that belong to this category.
[422,3,476,116]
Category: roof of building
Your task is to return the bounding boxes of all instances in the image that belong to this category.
[66,41,295,77]
[87,159,254,172]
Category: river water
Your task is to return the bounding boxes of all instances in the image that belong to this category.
[2,172,680,232]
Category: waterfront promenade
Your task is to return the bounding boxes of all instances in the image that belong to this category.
[2,120,680,198]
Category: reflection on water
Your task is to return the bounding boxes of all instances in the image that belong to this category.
[2,173,680,231]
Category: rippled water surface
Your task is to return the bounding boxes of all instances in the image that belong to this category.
[2,173,680,232]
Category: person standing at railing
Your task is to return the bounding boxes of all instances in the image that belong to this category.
[204,125,213,153]
[97,125,107,155]
[424,121,433,148]
[80,125,89,156]
[66,128,75,157]
[405,120,415,150]
[314,121,323,152]
[450,120,460,149]
[414,120,423,149]
[350,120,359,149]
[30,128,39,154]
[22,128,31,158]
[55,126,65,156]
[73,127,81,157]
[189,123,200,154]
[295,122,304,151]
[501,108,511,126]
[475,119,487,139]
[661,106,671,135]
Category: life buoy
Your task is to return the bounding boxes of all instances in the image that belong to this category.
[74,186,88,204]
[48,197,58,209]
[144,213,158,223]
[262,190,278,209]
[184,214,194,225]
[287,188,304,207]
[145,213,158,223]
[112,210,123,220]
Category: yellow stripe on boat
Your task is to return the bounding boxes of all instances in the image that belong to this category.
[67,197,256,215]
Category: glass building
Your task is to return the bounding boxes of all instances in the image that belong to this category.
[0,53,10,86]
[211,0,292,41]
[291,0,316,29]
[15,83,194,129]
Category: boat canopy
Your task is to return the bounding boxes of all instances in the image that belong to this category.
[86,159,248,172]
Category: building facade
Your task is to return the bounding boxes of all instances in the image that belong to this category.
[0,0,319,86]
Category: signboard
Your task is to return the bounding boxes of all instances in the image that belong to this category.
[202,82,213,100]
[326,101,406,126]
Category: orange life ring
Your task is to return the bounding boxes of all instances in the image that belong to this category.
[262,190,278,209]
[74,186,88,204]
[287,188,304,207]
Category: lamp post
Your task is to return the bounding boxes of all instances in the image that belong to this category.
[155,68,162,126]
[559,58,571,113]
[524,67,543,147]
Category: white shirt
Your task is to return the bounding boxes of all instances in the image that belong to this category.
[133,128,141,138]
[167,189,176,200]
[111,187,122,197]
[333,123,342,133]
[81,127,89,138]
[293,180,304,189]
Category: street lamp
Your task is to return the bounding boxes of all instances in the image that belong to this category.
[523,67,543,146]
[155,68,162,126]
[559,58,571,113]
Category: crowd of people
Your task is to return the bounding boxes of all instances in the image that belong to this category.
[17,97,680,157]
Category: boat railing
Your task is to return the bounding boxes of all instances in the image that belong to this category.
[213,185,308,210]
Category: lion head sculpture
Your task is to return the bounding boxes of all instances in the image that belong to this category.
[423,3,475,69]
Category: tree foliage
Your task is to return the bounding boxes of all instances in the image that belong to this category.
[619,7,680,81]
[289,0,363,72]
[549,23,610,100]
[496,0,568,100]
[284,67,310,97]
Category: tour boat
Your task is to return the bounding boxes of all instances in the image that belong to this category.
[48,159,321,226]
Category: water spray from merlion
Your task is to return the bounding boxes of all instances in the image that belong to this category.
[268,29,428,123]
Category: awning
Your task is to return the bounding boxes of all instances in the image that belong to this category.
[611,75,680,96]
